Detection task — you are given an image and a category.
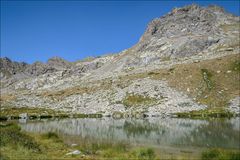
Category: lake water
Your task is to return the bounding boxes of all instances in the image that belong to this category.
[18,117,240,157]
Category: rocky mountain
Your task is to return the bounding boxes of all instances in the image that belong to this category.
[1,4,239,117]
[0,57,27,79]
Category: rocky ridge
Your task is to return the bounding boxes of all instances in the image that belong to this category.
[1,4,239,116]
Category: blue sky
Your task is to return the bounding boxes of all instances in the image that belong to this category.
[1,1,239,63]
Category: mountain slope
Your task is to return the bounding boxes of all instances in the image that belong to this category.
[1,4,239,117]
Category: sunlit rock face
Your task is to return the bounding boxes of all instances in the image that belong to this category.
[129,4,239,65]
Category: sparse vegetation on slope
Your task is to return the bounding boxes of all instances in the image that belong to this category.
[123,54,239,110]
[122,94,158,108]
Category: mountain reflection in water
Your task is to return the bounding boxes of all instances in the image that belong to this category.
[19,117,240,149]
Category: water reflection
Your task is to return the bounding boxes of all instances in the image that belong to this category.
[19,117,240,149]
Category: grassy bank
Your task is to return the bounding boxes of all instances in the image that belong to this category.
[174,108,237,119]
[0,123,157,160]
[0,107,102,121]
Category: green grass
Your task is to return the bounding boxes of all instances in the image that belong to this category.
[130,148,156,160]
[0,107,104,120]
[202,148,240,160]
[87,114,103,118]
[161,56,171,61]
[0,123,41,152]
[174,108,235,119]
[201,69,214,91]
[0,107,66,118]
[147,54,239,109]
[42,132,60,140]
[122,94,158,108]
[231,59,240,72]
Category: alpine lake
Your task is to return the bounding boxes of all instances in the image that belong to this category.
[14,116,240,159]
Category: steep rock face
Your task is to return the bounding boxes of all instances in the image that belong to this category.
[123,4,239,67]
[136,4,236,56]
[139,5,220,42]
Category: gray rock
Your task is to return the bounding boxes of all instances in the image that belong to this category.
[66,150,81,155]
[228,97,240,114]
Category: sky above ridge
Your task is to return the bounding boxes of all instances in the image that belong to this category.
[1,1,239,63]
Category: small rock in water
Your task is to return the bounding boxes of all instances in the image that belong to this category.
[71,144,78,147]
[217,70,221,73]
[227,70,232,73]
[66,150,81,155]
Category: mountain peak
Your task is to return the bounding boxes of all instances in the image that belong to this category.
[139,4,222,42]
[171,4,201,14]
[135,4,238,59]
